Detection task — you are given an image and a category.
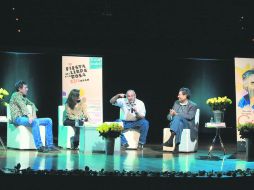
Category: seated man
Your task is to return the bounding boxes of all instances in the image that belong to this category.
[9,80,60,153]
[110,90,149,150]
[163,87,198,153]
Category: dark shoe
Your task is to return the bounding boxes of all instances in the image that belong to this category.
[37,146,48,153]
[172,148,179,154]
[172,143,180,154]
[137,143,144,150]
[121,143,129,148]
[163,140,173,147]
[47,145,61,152]
[71,141,79,150]
[71,141,75,149]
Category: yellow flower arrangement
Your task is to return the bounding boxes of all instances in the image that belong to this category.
[0,88,9,107]
[96,122,124,139]
[206,96,232,111]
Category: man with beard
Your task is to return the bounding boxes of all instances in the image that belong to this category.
[238,70,254,109]
[110,90,149,150]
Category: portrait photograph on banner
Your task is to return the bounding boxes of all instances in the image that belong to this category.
[62,56,103,123]
[235,58,254,151]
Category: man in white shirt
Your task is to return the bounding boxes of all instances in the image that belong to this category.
[110,90,149,150]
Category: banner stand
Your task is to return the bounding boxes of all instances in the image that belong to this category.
[62,56,103,123]
[234,57,254,152]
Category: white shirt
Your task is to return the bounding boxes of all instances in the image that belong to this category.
[179,100,188,106]
[113,98,146,121]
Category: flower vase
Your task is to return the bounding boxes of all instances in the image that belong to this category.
[105,137,115,155]
[213,110,224,123]
[246,138,254,161]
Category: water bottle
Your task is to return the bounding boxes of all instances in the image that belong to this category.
[75,119,79,127]
[210,117,214,123]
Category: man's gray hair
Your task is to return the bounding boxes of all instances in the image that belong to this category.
[126,89,136,95]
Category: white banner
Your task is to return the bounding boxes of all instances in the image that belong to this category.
[62,56,103,123]
[235,57,254,151]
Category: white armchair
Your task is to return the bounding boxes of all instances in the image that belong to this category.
[163,109,200,152]
[120,109,140,149]
[58,105,75,149]
[6,105,45,149]
[58,105,122,153]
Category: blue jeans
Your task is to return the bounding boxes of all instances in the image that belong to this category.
[116,118,149,145]
[169,115,189,144]
[14,117,54,149]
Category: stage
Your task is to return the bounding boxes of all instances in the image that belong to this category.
[0,142,253,173]
[1,141,254,189]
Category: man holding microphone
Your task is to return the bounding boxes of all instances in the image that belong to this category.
[110,90,149,150]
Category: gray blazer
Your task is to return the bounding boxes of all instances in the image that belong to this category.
[167,100,198,141]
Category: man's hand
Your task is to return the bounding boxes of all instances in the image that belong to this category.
[133,107,138,114]
[110,93,125,104]
[118,93,125,98]
[170,109,177,116]
[28,115,34,124]
[133,107,145,119]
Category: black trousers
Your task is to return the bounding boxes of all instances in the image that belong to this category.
[63,119,84,143]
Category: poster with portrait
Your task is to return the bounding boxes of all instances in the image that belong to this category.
[235,57,254,151]
[62,56,103,123]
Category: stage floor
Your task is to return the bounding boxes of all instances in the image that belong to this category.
[0,142,253,174]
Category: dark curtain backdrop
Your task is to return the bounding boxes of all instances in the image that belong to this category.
[0,52,62,143]
[0,51,236,143]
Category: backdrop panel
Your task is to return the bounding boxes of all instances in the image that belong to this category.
[235,57,254,151]
[62,56,103,123]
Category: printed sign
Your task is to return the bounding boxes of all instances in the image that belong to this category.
[62,56,103,123]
